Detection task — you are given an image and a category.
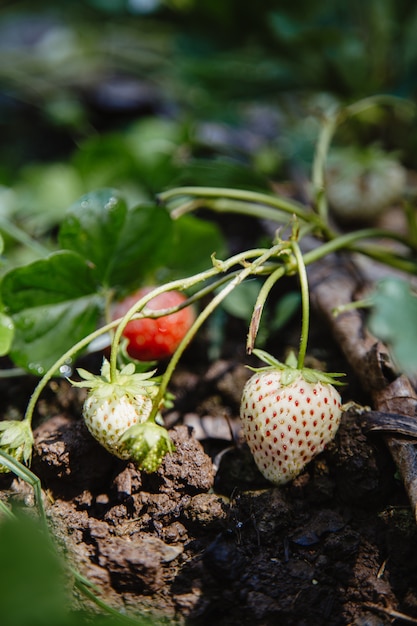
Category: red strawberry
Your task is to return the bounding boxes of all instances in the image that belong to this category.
[240,350,343,485]
[113,287,196,362]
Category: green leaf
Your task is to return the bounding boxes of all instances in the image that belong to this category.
[106,203,173,290]
[164,213,227,280]
[0,312,14,356]
[1,251,101,374]
[0,189,225,374]
[58,188,127,283]
[0,514,70,626]
[271,291,301,332]
[221,280,261,321]
[59,189,174,289]
[368,278,417,375]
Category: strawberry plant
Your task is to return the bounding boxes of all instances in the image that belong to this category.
[0,93,417,626]
[0,95,416,477]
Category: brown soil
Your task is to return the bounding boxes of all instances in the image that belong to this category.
[1,340,417,626]
[1,216,417,625]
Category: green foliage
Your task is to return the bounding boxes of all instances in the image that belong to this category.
[0,513,157,625]
[0,188,225,374]
[368,278,417,376]
[0,514,71,626]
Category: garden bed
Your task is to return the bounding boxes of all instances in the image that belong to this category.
[1,256,416,626]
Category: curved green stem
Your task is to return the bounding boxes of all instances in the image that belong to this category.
[23,318,123,426]
[0,450,46,524]
[246,265,286,353]
[302,227,414,267]
[291,240,310,370]
[311,111,339,223]
[344,94,416,120]
[171,197,291,225]
[159,185,322,228]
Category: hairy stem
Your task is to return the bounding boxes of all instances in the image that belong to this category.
[291,240,310,370]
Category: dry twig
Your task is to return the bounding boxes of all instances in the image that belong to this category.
[308,251,417,519]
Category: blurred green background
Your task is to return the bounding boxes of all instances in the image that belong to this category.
[0,0,416,234]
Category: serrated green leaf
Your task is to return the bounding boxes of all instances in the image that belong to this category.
[1,251,101,374]
[59,189,174,290]
[58,188,127,283]
[107,203,173,289]
[368,278,417,375]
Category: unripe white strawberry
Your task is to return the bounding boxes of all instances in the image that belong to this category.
[72,359,160,460]
[83,392,152,459]
[325,146,406,222]
[240,350,343,485]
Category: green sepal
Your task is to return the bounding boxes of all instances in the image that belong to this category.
[70,358,159,401]
[0,420,34,473]
[248,348,345,386]
[120,421,175,473]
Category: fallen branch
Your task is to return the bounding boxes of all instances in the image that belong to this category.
[308,250,417,519]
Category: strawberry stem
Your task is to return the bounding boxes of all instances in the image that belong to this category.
[246,264,286,353]
[311,108,339,224]
[159,185,326,231]
[291,240,310,370]
[23,318,126,426]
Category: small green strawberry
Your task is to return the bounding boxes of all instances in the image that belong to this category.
[72,359,162,460]
[325,146,406,222]
[0,419,34,473]
[240,350,343,485]
[120,421,175,473]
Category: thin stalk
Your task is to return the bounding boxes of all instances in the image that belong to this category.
[350,245,417,275]
[0,450,46,525]
[246,264,286,353]
[171,197,291,224]
[302,227,415,267]
[345,94,416,120]
[311,111,339,223]
[247,226,410,354]
[291,240,310,370]
[0,499,14,520]
[23,318,125,426]
[159,185,321,226]
[148,243,285,421]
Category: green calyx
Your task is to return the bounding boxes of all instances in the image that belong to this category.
[0,419,34,473]
[120,421,175,473]
[249,348,345,386]
[71,358,159,402]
